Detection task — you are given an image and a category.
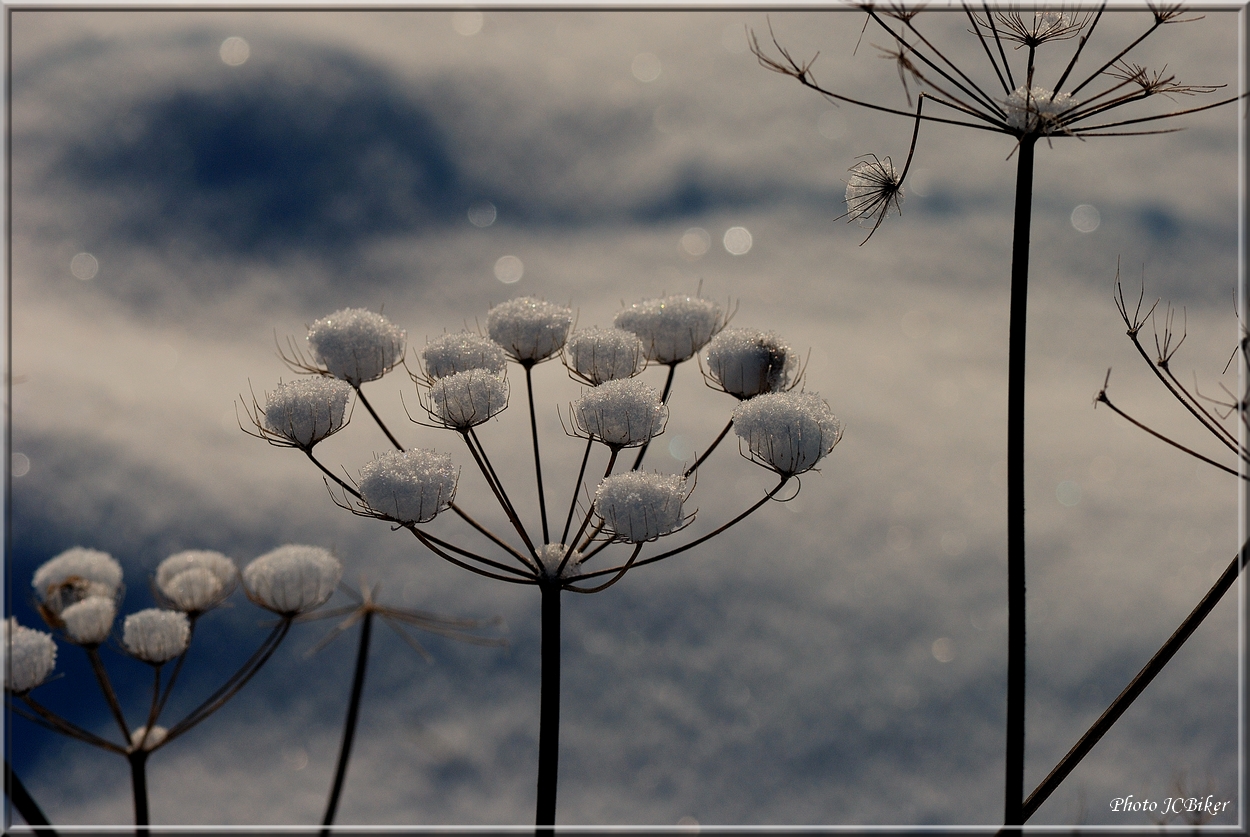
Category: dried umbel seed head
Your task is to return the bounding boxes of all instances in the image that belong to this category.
[307,308,406,385]
[706,328,799,399]
[421,332,508,380]
[156,550,239,613]
[536,543,585,579]
[570,378,667,449]
[1004,86,1076,134]
[32,547,123,620]
[487,297,573,364]
[845,156,904,234]
[359,449,458,525]
[60,596,116,645]
[129,725,168,751]
[614,295,725,364]
[243,545,342,616]
[594,472,687,543]
[262,378,352,448]
[3,619,57,694]
[564,327,646,386]
[732,392,843,477]
[427,369,509,429]
[123,609,191,664]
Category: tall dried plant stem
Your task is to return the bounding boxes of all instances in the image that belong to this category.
[321,609,375,832]
[535,580,560,830]
[128,750,149,829]
[525,364,552,544]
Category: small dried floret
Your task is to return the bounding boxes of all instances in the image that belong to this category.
[614,296,725,364]
[156,550,238,613]
[32,547,123,618]
[262,378,352,448]
[594,472,687,543]
[537,543,585,579]
[307,308,406,385]
[421,332,508,380]
[61,596,116,645]
[487,297,573,364]
[845,156,904,237]
[427,369,509,429]
[1004,86,1076,134]
[564,327,646,386]
[570,379,667,448]
[129,725,167,751]
[123,609,191,664]
[359,449,458,525]
[3,619,56,694]
[706,328,799,399]
[732,392,843,476]
[243,545,342,616]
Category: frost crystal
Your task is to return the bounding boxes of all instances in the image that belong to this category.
[263,378,352,448]
[359,449,458,524]
[706,328,798,399]
[487,297,573,363]
[537,543,584,579]
[32,547,123,618]
[564,327,645,386]
[123,609,191,664]
[732,392,843,476]
[570,379,667,448]
[130,725,168,751]
[307,308,406,385]
[427,369,509,429]
[614,295,725,364]
[61,596,116,645]
[3,619,56,694]
[1005,86,1076,134]
[243,545,342,615]
[156,550,238,613]
[421,332,508,380]
[594,472,687,543]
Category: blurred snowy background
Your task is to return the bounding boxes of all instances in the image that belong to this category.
[6,7,1242,828]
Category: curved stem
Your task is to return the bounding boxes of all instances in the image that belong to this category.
[558,448,619,576]
[631,364,677,471]
[1096,389,1244,478]
[306,450,362,500]
[463,429,538,559]
[410,527,538,585]
[321,610,374,831]
[4,759,55,833]
[535,582,560,829]
[450,502,531,565]
[15,696,126,754]
[85,646,130,741]
[416,527,537,577]
[153,620,196,722]
[683,419,733,479]
[564,543,644,594]
[354,386,405,451]
[525,364,551,544]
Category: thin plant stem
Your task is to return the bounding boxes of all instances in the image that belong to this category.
[525,364,551,544]
[15,696,126,754]
[417,527,538,578]
[306,450,362,500]
[1050,6,1104,94]
[450,502,531,565]
[136,665,163,751]
[5,759,55,834]
[1095,386,1244,479]
[464,428,538,559]
[85,647,130,741]
[321,609,374,831]
[558,448,619,577]
[565,543,644,594]
[561,438,595,545]
[535,580,560,829]
[153,621,196,722]
[354,386,405,451]
[128,750,149,828]
[410,527,539,585]
[630,364,677,470]
[683,419,733,478]
[1159,366,1243,455]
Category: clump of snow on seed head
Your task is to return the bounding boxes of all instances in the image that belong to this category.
[359,449,458,525]
[570,379,666,448]
[594,472,687,543]
[421,332,508,381]
[3,619,56,694]
[61,597,116,645]
[307,308,406,385]
[614,295,725,364]
[487,298,573,364]
[564,327,646,386]
[156,551,238,613]
[732,392,843,476]
[706,328,799,399]
[263,378,352,448]
[537,544,584,579]
[1005,86,1075,134]
[123,609,190,664]
[130,725,168,751]
[243,545,342,616]
[426,369,509,429]
[32,547,123,619]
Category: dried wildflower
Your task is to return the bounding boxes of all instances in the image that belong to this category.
[705,328,799,399]
[536,543,585,579]
[996,10,1090,47]
[123,609,191,664]
[732,391,843,477]
[156,550,238,613]
[243,545,342,616]
[570,379,667,449]
[421,331,509,380]
[60,596,116,645]
[1004,86,1077,135]
[614,295,726,364]
[845,156,904,241]
[307,308,406,386]
[261,378,352,449]
[32,547,123,620]
[3,618,56,694]
[129,726,167,751]
[563,327,646,386]
[487,297,573,364]
[426,368,509,429]
[359,449,458,525]
[594,472,687,543]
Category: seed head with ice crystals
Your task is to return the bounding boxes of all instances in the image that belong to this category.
[243,545,342,616]
[487,297,573,364]
[359,449,458,525]
[60,596,116,645]
[563,327,646,386]
[261,377,352,449]
[594,472,688,543]
[421,331,509,380]
[32,547,123,621]
[614,295,726,364]
[425,368,510,429]
[307,308,406,386]
[156,550,238,613]
[123,609,191,664]
[705,328,799,399]
[3,619,57,694]
[570,378,667,449]
[732,392,843,477]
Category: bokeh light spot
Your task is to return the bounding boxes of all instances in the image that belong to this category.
[1057,480,1081,506]
[680,227,710,257]
[1071,204,1100,233]
[723,226,752,255]
[70,252,99,280]
[632,53,662,82]
[12,453,30,478]
[452,11,484,35]
[932,637,955,663]
[219,37,250,66]
[668,435,693,461]
[468,201,497,228]
[494,255,524,284]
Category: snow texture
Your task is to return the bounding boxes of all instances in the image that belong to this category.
[706,328,799,399]
[263,377,352,448]
[427,368,509,429]
[563,327,646,386]
[242,545,343,616]
[594,472,687,543]
[614,295,724,364]
[307,307,406,385]
[537,543,585,579]
[421,331,508,380]
[570,378,667,448]
[129,725,168,751]
[3,619,56,694]
[486,297,573,363]
[60,596,116,645]
[359,449,458,525]
[31,547,124,617]
[156,550,238,613]
[122,608,191,664]
[732,392,843,477]
[1005,86,1077,134]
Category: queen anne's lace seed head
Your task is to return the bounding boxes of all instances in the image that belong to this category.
[32,547,123,620]
[421,332,509,380]
[307,308,406,386]
[594,472,687,543]
[570,379,667,448]
[564,327,646,386]
[845,157,904,233]
[263,378,352,448]
[243,545,342,616]
[614,296,725,364]
[427,369,509,429]
[732,392,843,476]
[60,596,116,645]
[1005,86,1076,134]
[706,328,799,399]
[537,543,585,579]
[487,298,573,364]
[359,449,458,524]
[3,619,56,694]
[129,725,167,751]
[156,551,238,613]
[123,609,190,664]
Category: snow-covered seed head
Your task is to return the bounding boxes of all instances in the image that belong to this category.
[570,379,667,449]
[123,609,191,664]
[421,332,508,380]
[60,597,116,645]
[156,550,238,613]
[537,543,584,579]
[845,156,904,234]
[242,545,342,616]
[594,472,687,543]
[32,547,123,621]
[487,297,574,364]
[1004,86,1076,134]
[129,725,167,751]
[426,369,509,429]
[359,449,458,525]
[732,392,843,477]
[262,378,352,448]
[563,327,646,386]
[3,619,57,694]
[706,328,799,399]
[614,295,726,364]
[307,308,406,386]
